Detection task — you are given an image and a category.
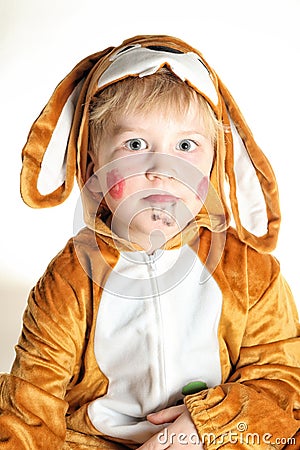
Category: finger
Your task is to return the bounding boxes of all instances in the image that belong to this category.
[147,405,186,425]
[153,412,204,450]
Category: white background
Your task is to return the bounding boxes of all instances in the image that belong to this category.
[1,0,299,372]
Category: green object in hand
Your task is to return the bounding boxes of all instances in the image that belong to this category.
[182,381,207,395]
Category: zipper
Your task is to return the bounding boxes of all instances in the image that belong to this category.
[146,252,168,410]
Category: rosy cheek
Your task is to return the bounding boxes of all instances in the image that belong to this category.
[106,169,125,200]
[196,176,209,202]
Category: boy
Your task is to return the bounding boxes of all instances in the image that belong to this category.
[0,35,299,449]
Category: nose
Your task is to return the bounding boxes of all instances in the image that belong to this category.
[145,171,175,182]
[145,153,180,181]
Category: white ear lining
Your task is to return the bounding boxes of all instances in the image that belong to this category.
[230,119,268,237]
[37,81,83,195]
[98,46,219,106]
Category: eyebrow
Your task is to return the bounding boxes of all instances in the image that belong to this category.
[111,125,146,136]
[111,125,206,137]
[179,130,207,136]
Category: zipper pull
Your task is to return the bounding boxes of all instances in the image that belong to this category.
[147,253,156,272]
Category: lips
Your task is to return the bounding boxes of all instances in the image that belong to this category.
[143,194,179,203]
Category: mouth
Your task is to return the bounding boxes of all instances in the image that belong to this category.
[143,194,179,204]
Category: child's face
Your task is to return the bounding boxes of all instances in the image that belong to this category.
[92,100,214,251]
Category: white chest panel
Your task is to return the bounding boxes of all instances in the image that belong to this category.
[88,245,222,443]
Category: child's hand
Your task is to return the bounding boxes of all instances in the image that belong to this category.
[139,404,204,450]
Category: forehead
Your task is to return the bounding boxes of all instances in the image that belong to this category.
[89,70,218,147]
[106,99,207,137]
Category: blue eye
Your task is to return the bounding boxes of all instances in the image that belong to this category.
[125,138,147,151]
[176,139,197,152]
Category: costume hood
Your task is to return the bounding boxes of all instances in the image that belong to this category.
[20,35,280,253]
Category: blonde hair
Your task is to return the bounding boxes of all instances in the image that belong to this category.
[89,68,220,151]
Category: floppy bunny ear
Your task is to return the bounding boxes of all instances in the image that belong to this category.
[20,47,113,208]
[219,79,281,252]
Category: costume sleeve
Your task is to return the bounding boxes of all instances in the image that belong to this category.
[0,261,84,449]
[0,257,123,450]
[185,252,300,449]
